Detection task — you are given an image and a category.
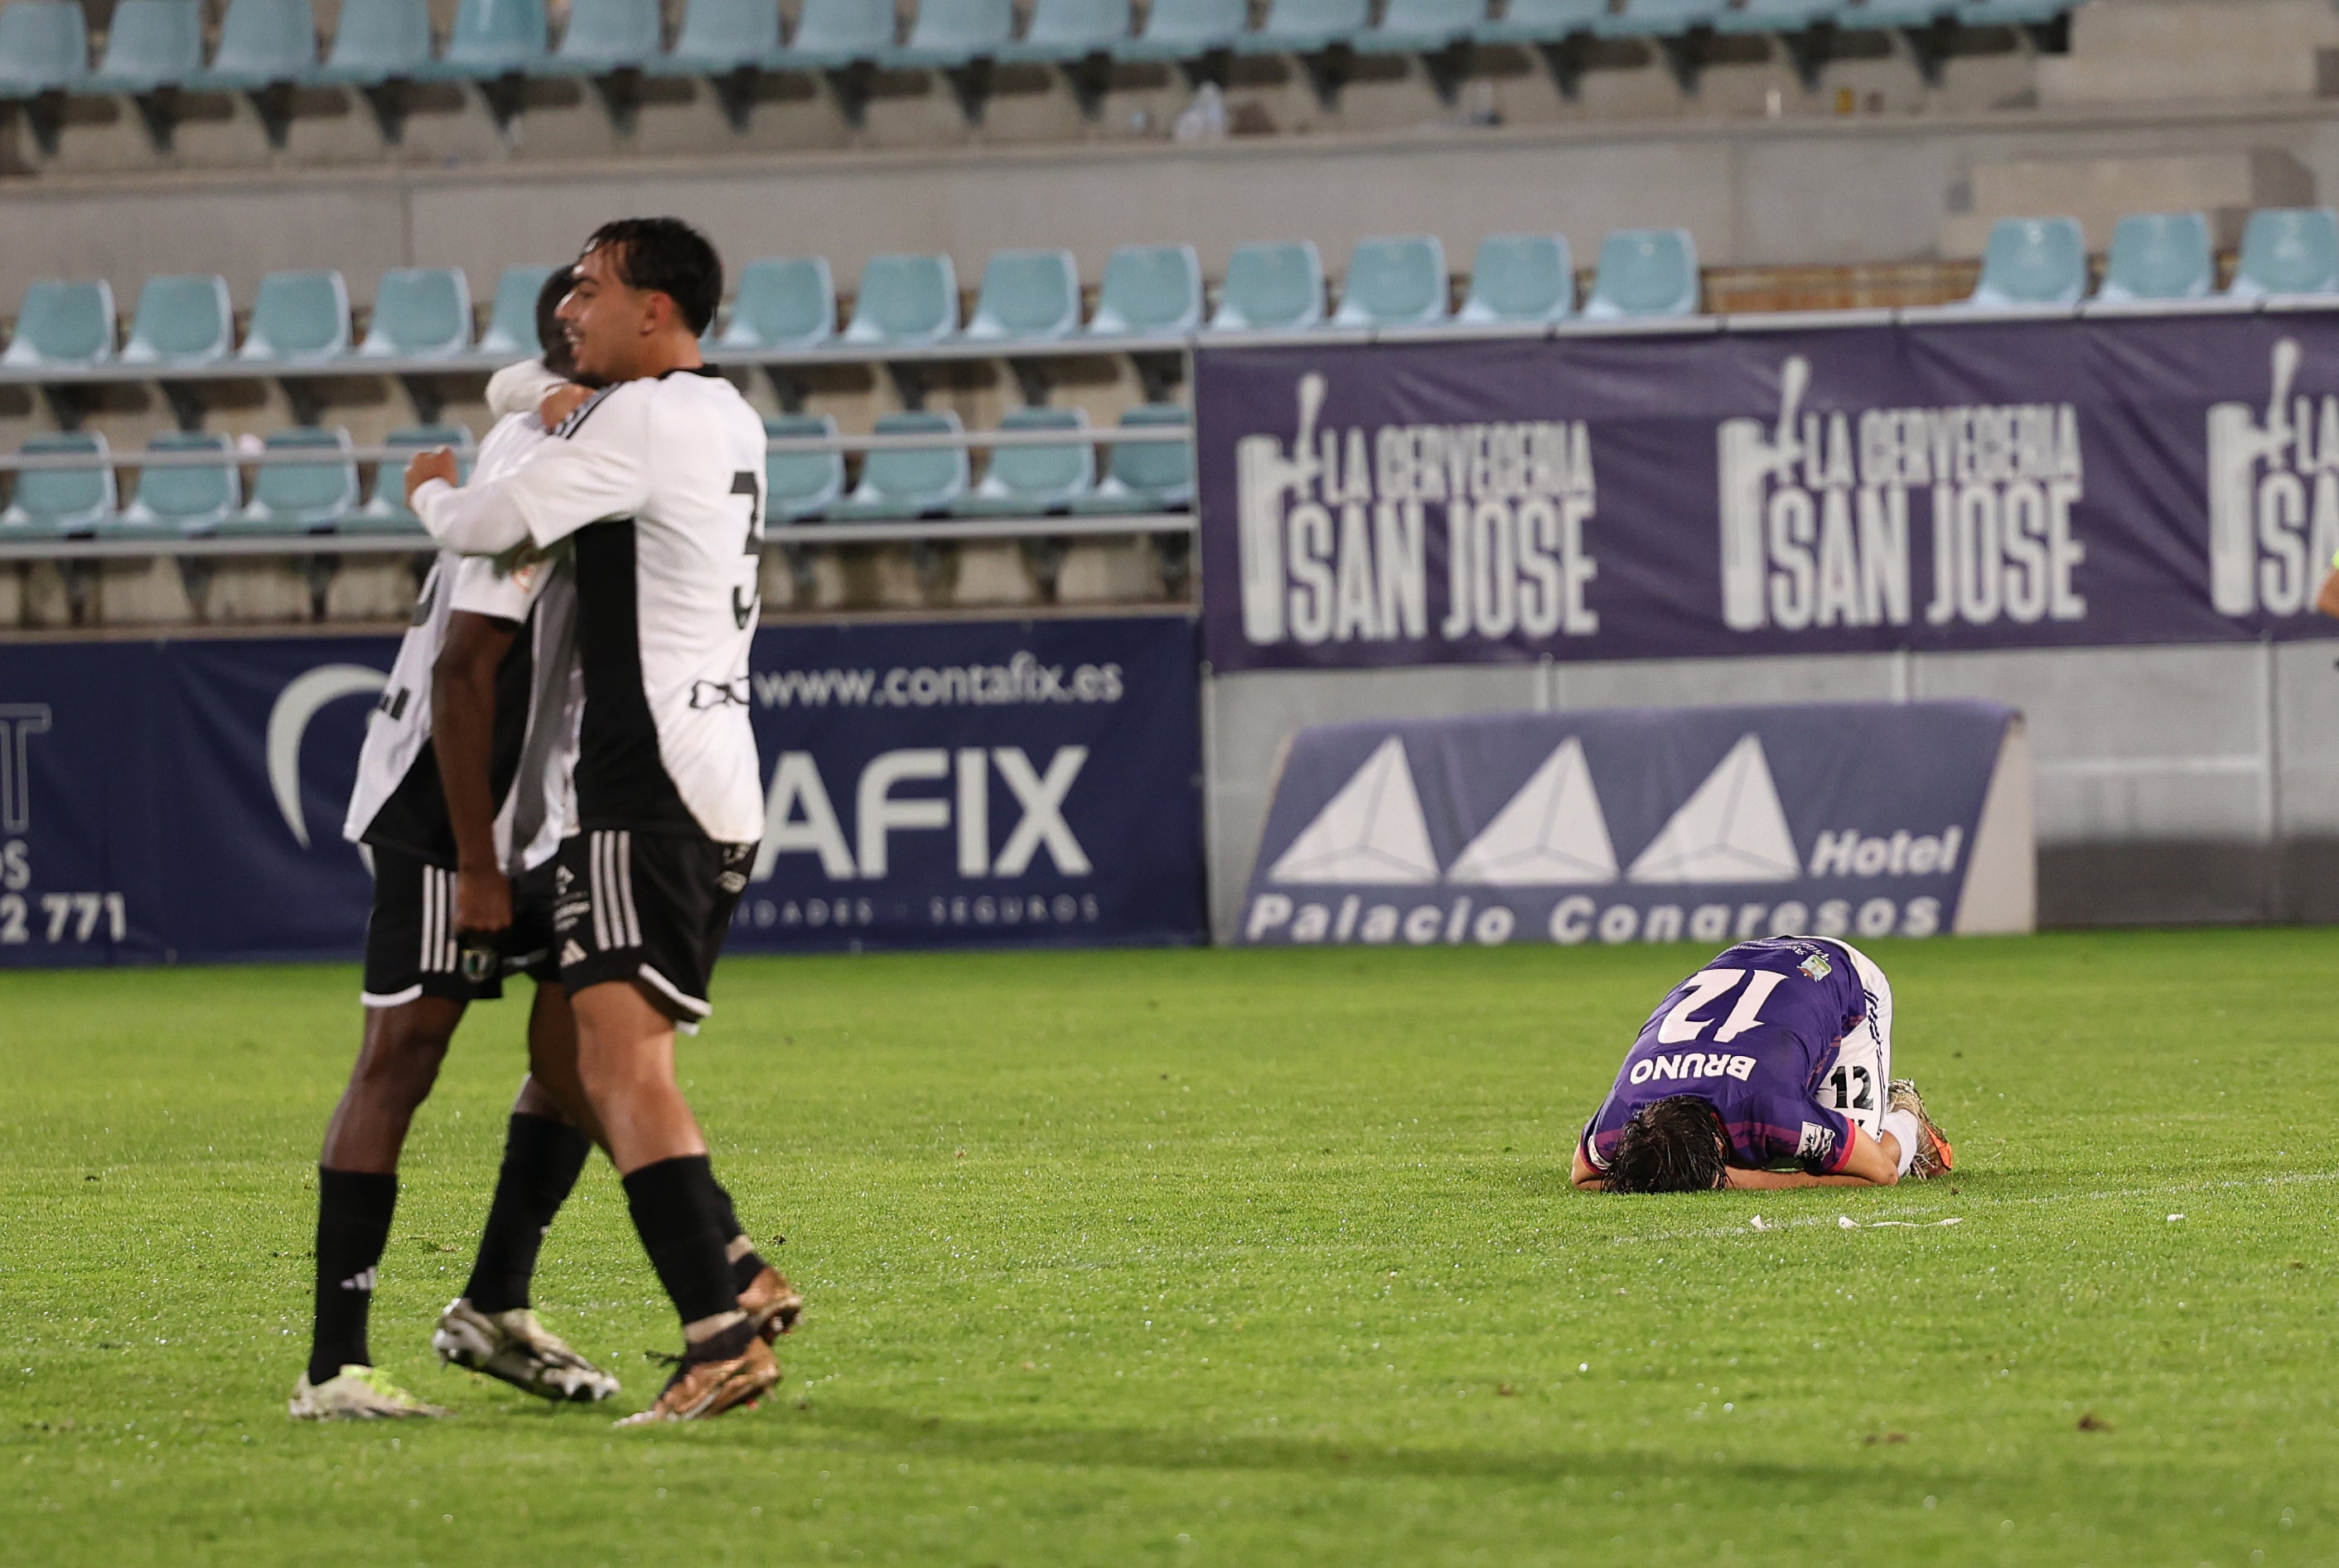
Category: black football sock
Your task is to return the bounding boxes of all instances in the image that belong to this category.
[711,1178,771,1286]
[621,1155,741,1332]
[308,1167,398,1386]
[462,1113,593,1315]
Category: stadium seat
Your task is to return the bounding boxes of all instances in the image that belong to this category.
[1207,242,1326,333]
[0,432,114,537]
[1113,0,1244,60]
[1331,235,1449,329]
[1963,216,2086,309]
[1837,0,1956,21]
[224,427,360,533]
[0,1,89,99]
[841,254,959,347]
[475,265,560,357]
[772,0,896,66]
[1472,0,1607,46]
[764,413,846,521]
[2096,211,2213,304]
[882,0,1014,66]
[831,410,969,519]
[1234,0,1370,55]
[1712,0,1834,31]
[1084,244,1203,338]
[2229,208,2339,299]
[118,432,238,534]
[653,0,779,72]
[958,406,1094,515]
[190,0,317,88]
[963,249,1083,342]
[119,274,233,365]
[996,0,1131,62]
[357,268,473,358]
[1458,233,1574,323]
[2,278,117,368]
[719,258,837,351]
[1603,0,1725,33]
[351,424,473,531]
[309,0,431,83]
[542,0,663,73]
[414,0,549,78]
[1583,228,1700,319]
[1961,0,2070,23]
[1360,0,1483,53]
[1073,403,1192,513]
[84,0,201,93]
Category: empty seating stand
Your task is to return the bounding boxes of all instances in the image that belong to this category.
[765,413,848,521]
[1235,0,1369,105]
[1457,234,1574,324]
[1085,245,1205,339]
[832,410,969,519]
[220,427,361,535]
[2230,209,2339,301]
[1584,228,1700,320]
[1209,242,1326,334]
[2,432,114,537]
[188,0,317,145]
[118,432,239,534]
[1074,405,1194,514]
[719,258,838,352]
[1332,236,1450,329]
[1961,216,2087,311]
[842,254,960,348]
[0,1,89,152]
[2094,211,2212,307]
[996,0,1129,114]
[959,407,1094,515]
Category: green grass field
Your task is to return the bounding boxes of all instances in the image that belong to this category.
[3,932,2337,1566]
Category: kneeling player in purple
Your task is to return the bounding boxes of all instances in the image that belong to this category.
[1573,936,1955,1194]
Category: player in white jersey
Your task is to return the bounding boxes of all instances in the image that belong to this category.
[292,272,623,1421]
[408,219,790,1425]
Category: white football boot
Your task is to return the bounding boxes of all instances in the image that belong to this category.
[432,1298,620,1402]
[289,1364,450,1421]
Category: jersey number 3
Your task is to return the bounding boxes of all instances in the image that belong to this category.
[1655,967,1787,1045]
[730,470,765,630]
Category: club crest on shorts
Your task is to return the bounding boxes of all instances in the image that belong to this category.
[1796,1121,1836,1161]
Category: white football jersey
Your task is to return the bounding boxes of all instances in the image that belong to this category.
[342,411,582,872]
[442,369,767,845]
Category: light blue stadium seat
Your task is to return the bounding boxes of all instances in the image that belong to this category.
[1084,244,1202,338]
[352,423,473,532]
[964,249,1082,342]
[883,0,1015,66]
[1459,233,1573,323]
[85,0,200,91]
[120,273,233,364]
[1713,0,1835,32]
[1838,0,1956,23]
[1964,216,2086,309]
[414,0,548,76]
[310,0,431,82]
[118,432,238,534]
[0,1,89,97]
[476,265,560,356]
[719,258,836,350]
[2230,208,2339,300]
[543,0,663,72]
[1360,0,1482,52]
[1602,0,1724,33]
[1234,0,1368,54]
[358,268,473,357]
[832,410,969,519]
[651,0,780,71]
[2,279,116,368]
[2096,211,2212,304]
[223,426,361,534]
[772,0,896,65]
[191,0,317,87]
[1960,0,2069,24]
[1,432,114,537]
[958,406,1093,515]
[1113,0,1244,58]
[997,0,1130,61]
[765,414,845,521]
[1584,227,1700,318]
[1072,403,1192,513]
[1331,235,1448,328]
[1472,0,1607,44]
[841,254,959,347]
[1207,242,1325,333]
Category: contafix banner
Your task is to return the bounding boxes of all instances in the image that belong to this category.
[0,615,1204,968]
[1196,311,2339,671]
[1238,702,2029,949]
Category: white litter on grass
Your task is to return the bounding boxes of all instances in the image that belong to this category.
[1836,1215,1964,1230]
[2168,1213,2185,1223]
[1749,1216,1773,1231]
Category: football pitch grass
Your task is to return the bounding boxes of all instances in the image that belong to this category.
[2,932,2336,1566]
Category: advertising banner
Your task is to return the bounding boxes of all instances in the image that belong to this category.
[0,615,1205,968]
[1196,310,2339,671]
[1237,702,2032,948]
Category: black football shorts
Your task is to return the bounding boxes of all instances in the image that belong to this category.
[550,827,755,1030]
[360,847,559,1008]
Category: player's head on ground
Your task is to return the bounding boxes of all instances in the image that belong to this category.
[535,266,591,384]
[561,217,722,382]
[1603,1095,1729,1194]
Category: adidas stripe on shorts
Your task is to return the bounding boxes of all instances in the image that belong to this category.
[360,847,559,1008]
[551,828,756,1030]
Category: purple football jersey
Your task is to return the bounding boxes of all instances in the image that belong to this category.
[1582,938,1872,1177]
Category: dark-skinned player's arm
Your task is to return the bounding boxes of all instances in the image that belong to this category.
[2317,559,2339,620]
[433,609,521,934]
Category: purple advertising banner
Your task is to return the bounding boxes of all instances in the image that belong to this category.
[1196,310,2339,671]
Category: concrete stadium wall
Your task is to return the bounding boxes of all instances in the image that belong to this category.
[1201,641,2339,936]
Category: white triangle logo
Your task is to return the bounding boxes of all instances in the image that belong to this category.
[1447,738,1618,885]
[1626,734,1802,884]
[1267,736,1441,885]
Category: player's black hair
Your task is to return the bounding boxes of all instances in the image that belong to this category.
[535,266,578,378]
[1603,1096,1730,1195]
[581,217,722,337]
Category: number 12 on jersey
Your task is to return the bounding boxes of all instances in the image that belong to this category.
[1655,967,1787,1046]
